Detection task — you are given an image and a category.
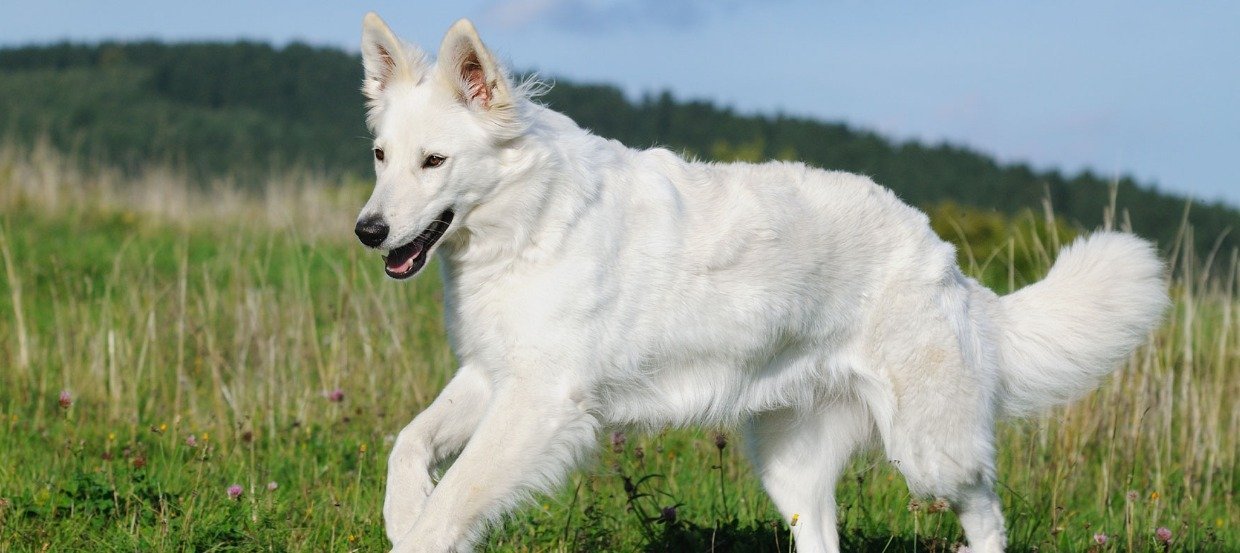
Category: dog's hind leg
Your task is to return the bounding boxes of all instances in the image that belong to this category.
[952,477,1006,553]
[869,282,1008,552]
[384,365,491,543]
[744,398,872,553]
[881,392,1007,553]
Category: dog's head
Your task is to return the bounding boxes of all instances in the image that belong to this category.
[354,13,526,279]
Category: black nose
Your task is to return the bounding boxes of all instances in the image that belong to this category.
[354,216,389,248]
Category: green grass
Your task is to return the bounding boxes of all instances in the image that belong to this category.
[0,146,1235,551]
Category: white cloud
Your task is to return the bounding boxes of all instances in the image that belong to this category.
[480,0,745,33]
[483,0,565,30]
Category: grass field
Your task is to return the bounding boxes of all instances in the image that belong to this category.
[0,144,1235,552]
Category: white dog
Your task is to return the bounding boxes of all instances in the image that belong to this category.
[353,13,1168,553]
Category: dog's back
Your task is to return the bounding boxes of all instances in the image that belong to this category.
[549,142,963,427]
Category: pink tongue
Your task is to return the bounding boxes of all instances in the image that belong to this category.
[385,243,423,273]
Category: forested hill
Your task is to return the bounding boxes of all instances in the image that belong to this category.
[1,41,1234,252]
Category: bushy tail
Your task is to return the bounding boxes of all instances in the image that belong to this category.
[998,232,1169,417]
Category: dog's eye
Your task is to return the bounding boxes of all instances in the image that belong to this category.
[423,154,446,169]
[373,148,385,162]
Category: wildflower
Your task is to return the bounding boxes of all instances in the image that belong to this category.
[1093,533,1108,545]
[241,430,253,443]
[633,446,645,461]
[713,432,728,450]
[266,481,278,491]
[908,499,923,512]
[929,498,950,513]
[227,484,244,500]
[610,431,626,453]
[185,434,198,448]
[101,450,113,461]
[58,390,72,409]
[201,432,210,442]
[326,388,345,403]
[1125,490,1138,501]
[790,513,800,527]
[659,505,677,524]
[107,432,115,442]
[1150,491,1160,501]
[359,443,368,454]
[1155,527,1172,544]
[132,455,147,470]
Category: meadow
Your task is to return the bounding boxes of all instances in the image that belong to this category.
[0,143,1234,551]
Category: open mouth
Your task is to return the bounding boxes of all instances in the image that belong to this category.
[383,209,454,279]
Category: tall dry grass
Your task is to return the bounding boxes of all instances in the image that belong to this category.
[0,139,362,241]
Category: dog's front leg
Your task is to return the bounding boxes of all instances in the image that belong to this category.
[391,380,598,552]
[384,365,491,542]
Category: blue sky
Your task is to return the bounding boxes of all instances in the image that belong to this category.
[3,1,1237,206]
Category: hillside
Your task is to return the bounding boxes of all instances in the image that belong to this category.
[1,41,1234,252]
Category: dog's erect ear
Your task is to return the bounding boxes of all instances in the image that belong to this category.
[437,19,513,113]
[361,12,426,102]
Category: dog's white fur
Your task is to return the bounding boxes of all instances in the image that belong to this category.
[355,14,1169,553]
